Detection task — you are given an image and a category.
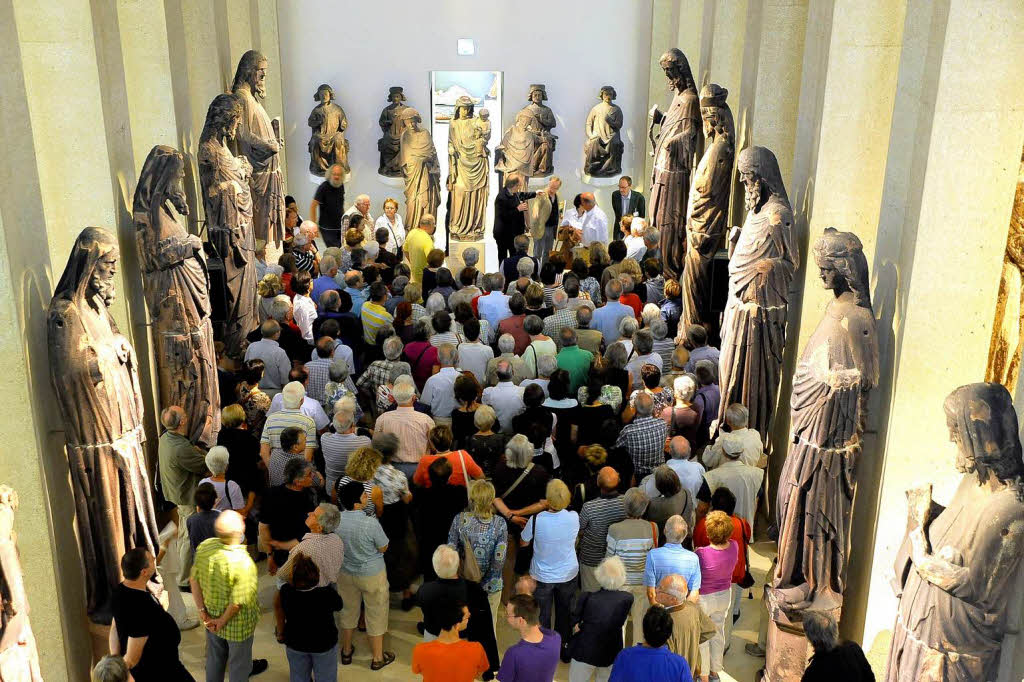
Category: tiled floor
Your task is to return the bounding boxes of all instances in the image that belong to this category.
[180,541,776,681]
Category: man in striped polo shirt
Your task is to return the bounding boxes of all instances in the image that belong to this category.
[577,467,626,593]
[260,382,316,466]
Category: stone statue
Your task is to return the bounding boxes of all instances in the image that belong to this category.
[398,108,441,231]
[717,146,798,447]
[476,108,492,153]
[583,85,624,177]
[0,486,42,681]
[520,84,557,177]
[133,145,221,447]
[681,84,734,330]
[885,382,1024,681]
[764,229,878,679]
[495,110,540,186]
[47,227,160,624]
[230,50,285,244]
[447,95,490,241]
[985,150,1024,392]
[377,86,408,177]
[198,94,260,357]
[649,48,700,280]
[307,83,349,177]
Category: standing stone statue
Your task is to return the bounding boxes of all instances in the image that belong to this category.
[495,110,540,187]
[199,94,260,358]
[520,84,557,177]
[377,86,408,177]
[398,108,441,232]
[447,95,490,241]
[886,382,1024,682]
[583,85,624,178]
[764,228,878,680]
[718,146,798,447]
[307,83,349,177]
[681,84,734,330]
[0,486,42,680]
[231,50,285,244]
[649,48,700,280]
[47,227,160,624]
[133,145,221,447]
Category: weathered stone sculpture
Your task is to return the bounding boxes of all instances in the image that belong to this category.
[583,85,624,178]
[681,84,734,330]
[377,86,408,177]
[231,50,284,244]
[398,108,441,232]
[520,84,557,177]
[307,83,349,177]
[649,48,700,279]
[0,486,42,680]
[718,146,798,446]
[199,94,260,357]
[47,227,160,623]
[133,145,221,447]
[885,382,1024,682]
[447,96,490,241]
[764,228,878,680]
[495,110,540,186]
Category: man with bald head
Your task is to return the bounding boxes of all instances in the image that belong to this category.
[656,574,715,674]
[577,467,627,592]
[643,436,709,504]
[645,515,701,606]
[190,510,266,679]
[574,192,609,247]
[158,406,209,589]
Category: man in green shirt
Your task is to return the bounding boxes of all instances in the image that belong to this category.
[556,327,594,394]
[190,511,267,680]
[403,214,436,284]
[157,406,207,588]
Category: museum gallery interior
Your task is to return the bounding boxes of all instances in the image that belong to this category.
[1,0,1023,681]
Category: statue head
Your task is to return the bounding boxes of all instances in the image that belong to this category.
[133,145,189,222]
[737,146,788,213]
[454,95,475,120]
[699,84,734,142]
[659,48,696,93]
[398,107,422,131]
[478,108,490,121]
[514,110,535,131]
[53,227,120,309]
[231,49,268,99]
[387,86,405,103]
[200,94,243,143]
[528,84,547,104]
[812,228,871,307]
[314,83,334,104]
[943,383,1024,499]
[599,85,616,103]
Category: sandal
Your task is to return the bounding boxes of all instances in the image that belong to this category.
[370,651,396,671]
[340,646,354,665]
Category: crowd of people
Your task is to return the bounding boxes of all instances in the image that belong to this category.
[94,181,874,682]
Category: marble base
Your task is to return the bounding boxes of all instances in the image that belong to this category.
[528,176,550,188]
[581,172,624,186]
[449,239,486,274]
[763,586,839,681]
[377,174,406,187]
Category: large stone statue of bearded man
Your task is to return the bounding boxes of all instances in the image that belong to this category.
[231,50,285,245]
[47,227,160,624]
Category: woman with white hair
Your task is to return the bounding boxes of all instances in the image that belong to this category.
[491,434,551,587]
[200,446,247,512]
[662,374,703,446]
[566,556,634,681]
[617,316,639,359]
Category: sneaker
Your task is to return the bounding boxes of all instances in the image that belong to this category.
[745,642,766,658]
[249,659,268,677]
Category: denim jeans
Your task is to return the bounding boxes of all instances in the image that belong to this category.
[286,644,338,682]
[204,631,253,682]
[534,576,577,649]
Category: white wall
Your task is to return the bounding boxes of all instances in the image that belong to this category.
[278,0,653,266]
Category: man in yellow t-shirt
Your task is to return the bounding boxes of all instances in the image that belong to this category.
[403,214,436,284]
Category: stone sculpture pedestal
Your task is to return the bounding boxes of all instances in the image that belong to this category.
[581,172,625,186]
[763,587,839,681]
[449,239,486,274]
[377,174,405,188]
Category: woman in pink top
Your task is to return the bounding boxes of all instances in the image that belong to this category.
[694,511,739,681]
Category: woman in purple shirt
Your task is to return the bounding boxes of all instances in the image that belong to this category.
[694,511,739,682]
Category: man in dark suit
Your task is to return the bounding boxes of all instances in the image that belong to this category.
[610,175,646,232]
[494,173,538,264]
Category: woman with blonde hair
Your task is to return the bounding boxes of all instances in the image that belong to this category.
[520,478,580,653]
[588,241,610,280]
[695,510,740,682]
[257,273,284,323]
[374,197,405,253]
[333,446,384,517]
[448,480,509,631]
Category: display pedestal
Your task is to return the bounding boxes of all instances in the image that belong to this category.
[449,239,486,274]
[308,171,350,185]
[528,176,550,189]
[377,174,405,188]
[581,173,623,186]
[763,587,838,681]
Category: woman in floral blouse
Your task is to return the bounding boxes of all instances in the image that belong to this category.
[447,480,508,634]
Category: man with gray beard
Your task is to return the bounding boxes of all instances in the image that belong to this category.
[310,163,346,247]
